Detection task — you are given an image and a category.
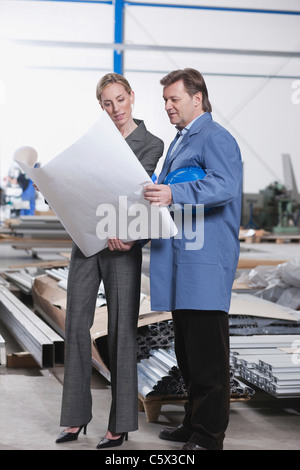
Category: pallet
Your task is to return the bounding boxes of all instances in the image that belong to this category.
[138,393,251,423]
[242,234,300,244]
[138,393,187,423]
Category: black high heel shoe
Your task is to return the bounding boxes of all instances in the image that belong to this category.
[96,432,128,449]
[55,425,87,443]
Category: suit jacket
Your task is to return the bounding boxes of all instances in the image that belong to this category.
[150,112,243,313]
[126,119,164,177]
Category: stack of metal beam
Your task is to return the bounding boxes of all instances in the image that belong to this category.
[229,314,300,336]
[3,267,45,294]
[0,286,64,368]
[46,267,106,307]
[137,323,255,399]
[7,215,70,240]
[137,321,174,361]
[230,335,300,397]
[137,347,186,398]
[229,369,255,399]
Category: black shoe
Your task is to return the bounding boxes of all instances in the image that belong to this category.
[181,439,223,450]
[55,425,87,443]
[159,424,192,443]
[181,441,208,450]
[96,432,128,449]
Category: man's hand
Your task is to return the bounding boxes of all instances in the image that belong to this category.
[144,184,172,206]
[108,238,135,251]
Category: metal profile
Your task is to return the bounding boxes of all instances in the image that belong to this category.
[0,334,6,366]
[0,287,64,367]
[230,334,300,349]
[231,342,300,398]
[9,39,300,59]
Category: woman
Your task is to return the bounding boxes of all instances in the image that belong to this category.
[55,73,164,449]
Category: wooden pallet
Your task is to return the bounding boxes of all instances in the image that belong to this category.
[242,234,300,244]
[138,393,251,422]
[138,393,187,423]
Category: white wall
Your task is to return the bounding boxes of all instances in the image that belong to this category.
[0,0,299,194]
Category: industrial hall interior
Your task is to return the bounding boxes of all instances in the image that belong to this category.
[0,0,300,452]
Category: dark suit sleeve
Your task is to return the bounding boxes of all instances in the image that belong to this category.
[138,137,164,177]
[135,133,164,248]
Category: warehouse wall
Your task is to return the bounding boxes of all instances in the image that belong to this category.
[0,0,299,194]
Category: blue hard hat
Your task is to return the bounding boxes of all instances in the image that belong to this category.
[164,166,206,185]
[164,165,211,213]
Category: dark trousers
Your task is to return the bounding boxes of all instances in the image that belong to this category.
[172,309,230,449]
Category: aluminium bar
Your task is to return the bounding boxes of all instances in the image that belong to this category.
[138,358,173,384]
[18,0,300,15]
[0,334,6,366]
[137,361,162,384]
[125,2,300,16]
[20,0,300,16]
[7,39,300,58]
[0,287,64,365]
[17,0,113,4]
[230,335,300,349]
[3,289,64,364]
[0,294,53,368]
[24,65,300,81]
[231,348,286,356]
[151,348,177,368]
[137,364,157,389]
[145,354,171,376]
[137,370,157,397]
[12,229,70,239]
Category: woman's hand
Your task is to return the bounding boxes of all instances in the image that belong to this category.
[108,238,135,251]
[144,184,172,206]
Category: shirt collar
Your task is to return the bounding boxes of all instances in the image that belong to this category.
[176,112,206,135]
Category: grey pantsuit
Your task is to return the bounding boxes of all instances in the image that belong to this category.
[59,119,164,433]
[60,243,142,432]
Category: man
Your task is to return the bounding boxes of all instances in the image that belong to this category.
[144,69,242,450]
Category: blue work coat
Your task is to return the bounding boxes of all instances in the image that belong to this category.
[150,112,243,313]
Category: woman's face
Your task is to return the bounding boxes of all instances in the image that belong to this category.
[100,82,134,129]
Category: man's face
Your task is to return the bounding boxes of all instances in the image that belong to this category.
[163,80,202,129]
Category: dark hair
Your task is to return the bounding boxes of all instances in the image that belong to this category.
[160,68,212,113]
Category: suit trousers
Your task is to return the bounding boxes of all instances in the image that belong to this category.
[172,309,230,449]
[60,242,142,433]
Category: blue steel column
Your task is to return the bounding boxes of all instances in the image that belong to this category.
[114,0,125,74]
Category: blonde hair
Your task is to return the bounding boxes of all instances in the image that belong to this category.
[96,73,132,102]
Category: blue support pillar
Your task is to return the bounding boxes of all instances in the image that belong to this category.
[114,0,124,74]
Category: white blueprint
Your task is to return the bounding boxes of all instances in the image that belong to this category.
[14,112,177,257]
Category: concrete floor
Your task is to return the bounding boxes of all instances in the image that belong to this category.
[0,242,300,451]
